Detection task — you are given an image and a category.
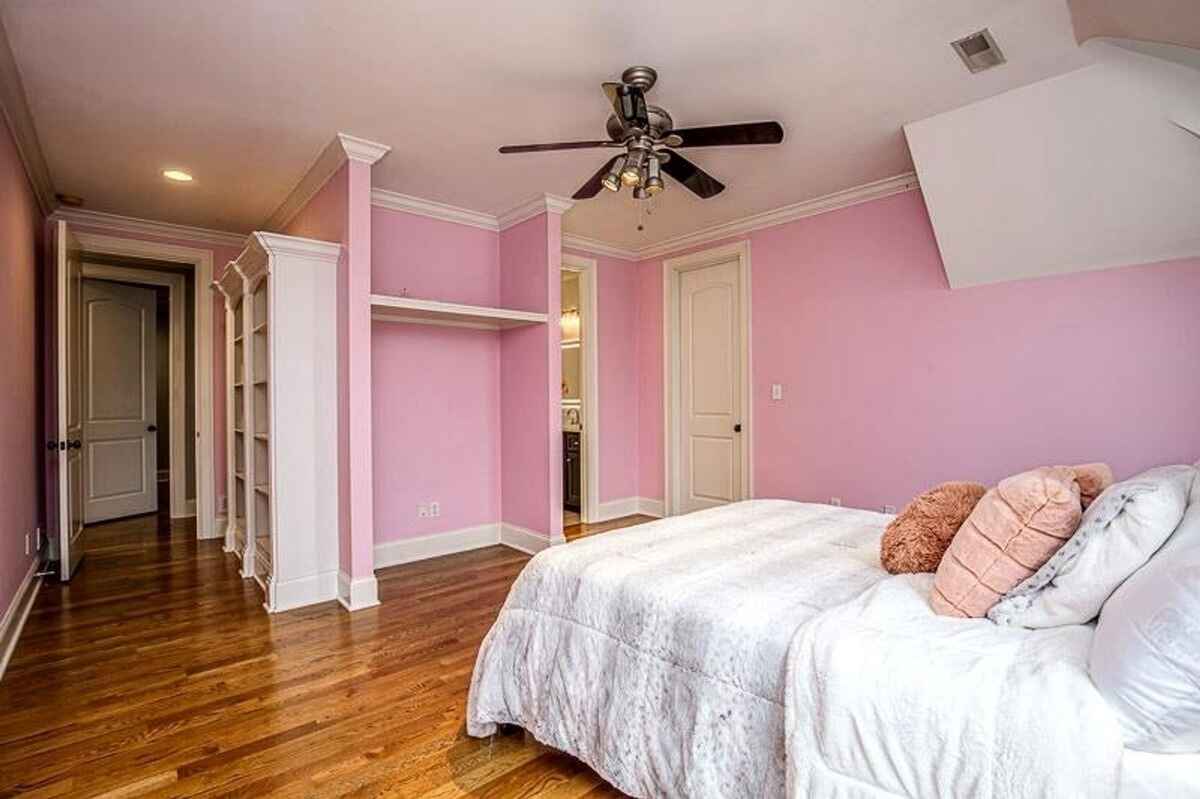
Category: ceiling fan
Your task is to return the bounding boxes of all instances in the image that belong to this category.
[498,66,784,201]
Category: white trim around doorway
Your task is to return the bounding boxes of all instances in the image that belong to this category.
[73,232,219,540]
[81,263,189,520]
[561,253,600,523]
[662,240,753,517]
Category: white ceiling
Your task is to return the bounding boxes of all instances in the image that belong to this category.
[1,0,1092,247]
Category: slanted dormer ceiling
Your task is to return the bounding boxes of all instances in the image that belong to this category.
[905,39,1200,288]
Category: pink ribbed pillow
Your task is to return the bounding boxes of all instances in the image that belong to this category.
[932,466,1082,618]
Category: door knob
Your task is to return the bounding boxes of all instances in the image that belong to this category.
[68,439,81,449]
[147,425,157,432]
[733,423,742,433]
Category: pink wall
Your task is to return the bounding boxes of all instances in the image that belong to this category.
[635,256,664,502]
[637,189,1200,511]
[370,206,503,541]
[0,118,43,616]
[373,210,500,306]
[371,323,501,539]
[499,213,563,539]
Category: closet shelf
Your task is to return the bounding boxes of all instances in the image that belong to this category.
[370,294,547,330]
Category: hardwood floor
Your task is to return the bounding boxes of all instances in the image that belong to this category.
[563,515,654,543]
[0,509,652,797]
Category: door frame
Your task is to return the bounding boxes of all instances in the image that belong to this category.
[662,240,753,517]
[72,232,218,540]
[560,253,600,523]
[81,266,187,520]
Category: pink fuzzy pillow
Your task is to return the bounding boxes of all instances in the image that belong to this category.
[932,466,1082,618]
[880,482,987,574]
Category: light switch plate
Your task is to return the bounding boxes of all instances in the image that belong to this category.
[771,383,783,400]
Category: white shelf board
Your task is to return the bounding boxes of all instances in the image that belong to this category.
[370,294,547,330]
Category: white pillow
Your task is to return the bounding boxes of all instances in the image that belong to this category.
[1090,492,1200,752]
[988,465,1195,628]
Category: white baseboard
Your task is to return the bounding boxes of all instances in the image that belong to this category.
[0,558,41,681]
[199,515,226,540]
[500,522,552,555]
[267,569,339,613]
[337,571,380,612]
[637,497,666,518]
[375,523,502,569]
[592,496,666,522]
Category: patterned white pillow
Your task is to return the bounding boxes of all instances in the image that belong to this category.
[988,465,1195,628]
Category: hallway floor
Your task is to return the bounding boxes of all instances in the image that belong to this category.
[0,509,648,797]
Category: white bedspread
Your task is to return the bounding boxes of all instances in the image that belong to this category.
[785,573,1126,799]
[467,500,891,798]
[467,500,1134,799]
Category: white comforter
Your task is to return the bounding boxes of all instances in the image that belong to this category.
[468,500,889,797]
[467,500,1128,799]
[785,573,1125,799]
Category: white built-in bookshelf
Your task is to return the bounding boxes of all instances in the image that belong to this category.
[215,232,341,613]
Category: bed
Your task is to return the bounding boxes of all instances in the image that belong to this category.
[467,499,1200,799]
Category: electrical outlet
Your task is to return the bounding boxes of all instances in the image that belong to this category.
[771,383,783,400]
[883,504,897,514]
[830,497,843,507]
[417,504,429,518]
[429,501,440,518]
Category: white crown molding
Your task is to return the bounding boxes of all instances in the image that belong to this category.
[337,132,392,165]
[253,231,342,262]
[52,207,247,249]
[496,193,575,231]
[0,16,55,215]
[561,233,640,261]
[635,172,920,259]
[368,175,918,262]
[371,188,500,231]
[263,131,391,232]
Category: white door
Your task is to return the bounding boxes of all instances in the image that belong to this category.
[55,221,85,579]
[81,280,158,523]
[679,260,743,513]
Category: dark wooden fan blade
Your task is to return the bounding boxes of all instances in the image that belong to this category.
[602,82,622,116]
[670,121,784,148]
[499,141,616,154]
[572,155,622,199]
[661,151,725,198]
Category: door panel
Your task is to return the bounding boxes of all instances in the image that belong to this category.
[56,221,85,580]
[82,280,158,523]
[680,260,742,513]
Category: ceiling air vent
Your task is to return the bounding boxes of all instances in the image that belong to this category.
[951,29,1006,73]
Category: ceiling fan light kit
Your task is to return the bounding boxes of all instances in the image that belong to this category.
[499,65,784,205]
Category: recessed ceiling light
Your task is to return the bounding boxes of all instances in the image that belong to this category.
[162,169,193,182]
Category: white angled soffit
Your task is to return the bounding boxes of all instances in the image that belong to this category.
[264,132,392,232]
[906,40,1200,289]
[371,174,919,262]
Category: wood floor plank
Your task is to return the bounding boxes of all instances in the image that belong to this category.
[0,508,648,797]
